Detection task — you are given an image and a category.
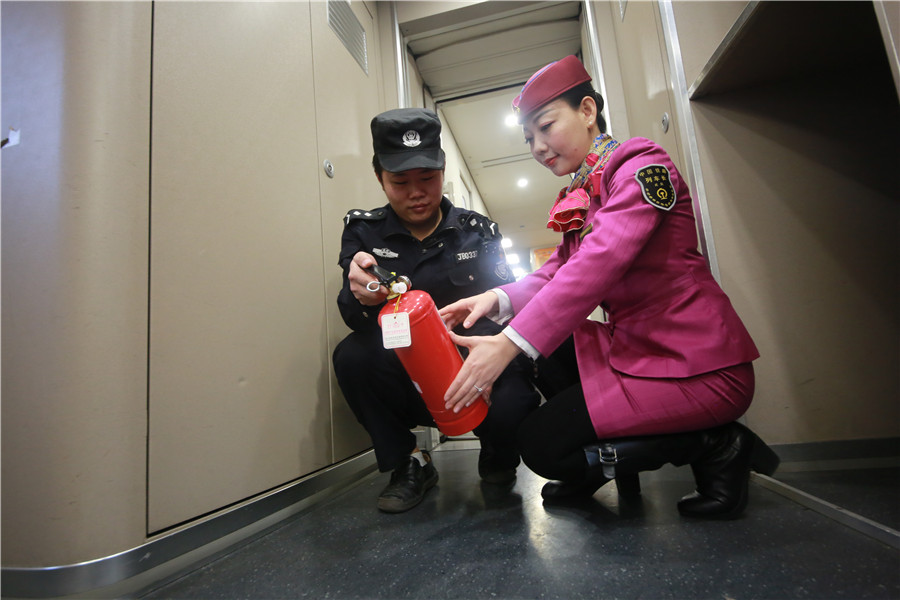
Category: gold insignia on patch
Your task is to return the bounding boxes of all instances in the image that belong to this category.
[635,164,676,211]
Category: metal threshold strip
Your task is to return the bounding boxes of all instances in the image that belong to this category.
[751,472,900,550]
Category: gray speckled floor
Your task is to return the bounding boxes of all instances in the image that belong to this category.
[141,444,900,600]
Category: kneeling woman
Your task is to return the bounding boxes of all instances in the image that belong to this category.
[440,55,778,519]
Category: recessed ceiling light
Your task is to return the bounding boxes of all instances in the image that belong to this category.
[517,178,528,188]
[501,238,513,249]
[504,114,518,127]
[506,253,520,265]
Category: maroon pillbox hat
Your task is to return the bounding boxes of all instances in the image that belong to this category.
[512,55,592,122]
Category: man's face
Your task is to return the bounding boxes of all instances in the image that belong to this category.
[379,168,444,231]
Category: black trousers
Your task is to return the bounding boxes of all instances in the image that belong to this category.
[520,336,598,481]
[333,328,540,472]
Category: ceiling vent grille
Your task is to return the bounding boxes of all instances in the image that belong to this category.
[327,0,368,75]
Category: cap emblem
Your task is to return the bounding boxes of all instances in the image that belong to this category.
[402,130,421,147]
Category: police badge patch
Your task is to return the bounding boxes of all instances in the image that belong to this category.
[495,261,510,281]
[635,165,676,211]
[373,247,399,258]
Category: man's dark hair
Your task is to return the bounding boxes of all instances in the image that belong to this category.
[372,154,384,178]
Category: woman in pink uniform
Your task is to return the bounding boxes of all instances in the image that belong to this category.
[440,55,778,519]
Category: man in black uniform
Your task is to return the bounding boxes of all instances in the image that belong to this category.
[333,108,540,513]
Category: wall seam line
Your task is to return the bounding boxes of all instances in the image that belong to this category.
[146,0,156,538]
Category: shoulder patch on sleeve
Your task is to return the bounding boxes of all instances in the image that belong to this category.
[344,208,387,225]
[634,165,676,211]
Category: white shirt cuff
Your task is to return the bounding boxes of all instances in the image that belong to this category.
[502,325,540,360]
[490,288,514,324]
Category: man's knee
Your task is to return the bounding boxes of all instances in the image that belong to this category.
[333,331,380,380]
[491,359,541,414]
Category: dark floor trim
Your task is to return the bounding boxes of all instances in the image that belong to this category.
[1,451,377,599]
[771,437,899,463]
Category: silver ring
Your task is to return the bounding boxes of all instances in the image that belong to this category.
[473,384,484,393]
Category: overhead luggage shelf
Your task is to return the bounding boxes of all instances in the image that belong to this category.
[689,1,892,100]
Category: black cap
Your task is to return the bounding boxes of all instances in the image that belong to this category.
[371,108,445,173]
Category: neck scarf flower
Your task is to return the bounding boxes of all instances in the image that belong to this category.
[547,134,620,233]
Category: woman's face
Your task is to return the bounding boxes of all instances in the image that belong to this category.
[522,97,597,177]
[379,168,444,233]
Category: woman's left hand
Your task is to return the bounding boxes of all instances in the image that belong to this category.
[444,332,521,413]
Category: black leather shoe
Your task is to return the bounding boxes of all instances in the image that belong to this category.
[377,454,439,513]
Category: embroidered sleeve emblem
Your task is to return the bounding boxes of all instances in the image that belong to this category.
[635,165,676,211]
[495,261,510,280]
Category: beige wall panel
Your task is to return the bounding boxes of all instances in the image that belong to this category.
[439,114,488,215]
[149,2,330,532]
[376,1,402,109]
[691,77,899,444]
[310,0,386,461]
[671,1,750,88]
[1,2,151,565]
[588,1,630,140]
[608,0,683,168]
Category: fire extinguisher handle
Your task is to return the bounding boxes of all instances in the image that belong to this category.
[364,266,412,296]
[364,264,395,285]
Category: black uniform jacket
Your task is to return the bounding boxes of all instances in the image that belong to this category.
[338,197,512,336]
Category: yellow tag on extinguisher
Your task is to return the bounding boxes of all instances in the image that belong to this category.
[381,312,411,349]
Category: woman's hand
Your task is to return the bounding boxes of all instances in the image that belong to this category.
[439,291,499,330]
[444,332,521,413]
[347,252,388,306]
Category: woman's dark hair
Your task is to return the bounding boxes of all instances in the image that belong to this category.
[558,82,607,133]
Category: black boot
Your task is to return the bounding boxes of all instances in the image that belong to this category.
[582,422,779,520]
[540,459,641,501]
[677,422,779,519]
[540,468,613,500]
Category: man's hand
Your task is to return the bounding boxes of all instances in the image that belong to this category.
[348,252,388,306]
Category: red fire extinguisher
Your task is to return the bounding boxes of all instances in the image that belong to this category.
[370,267,488,436]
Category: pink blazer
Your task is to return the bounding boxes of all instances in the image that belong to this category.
[501,137,758,381]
